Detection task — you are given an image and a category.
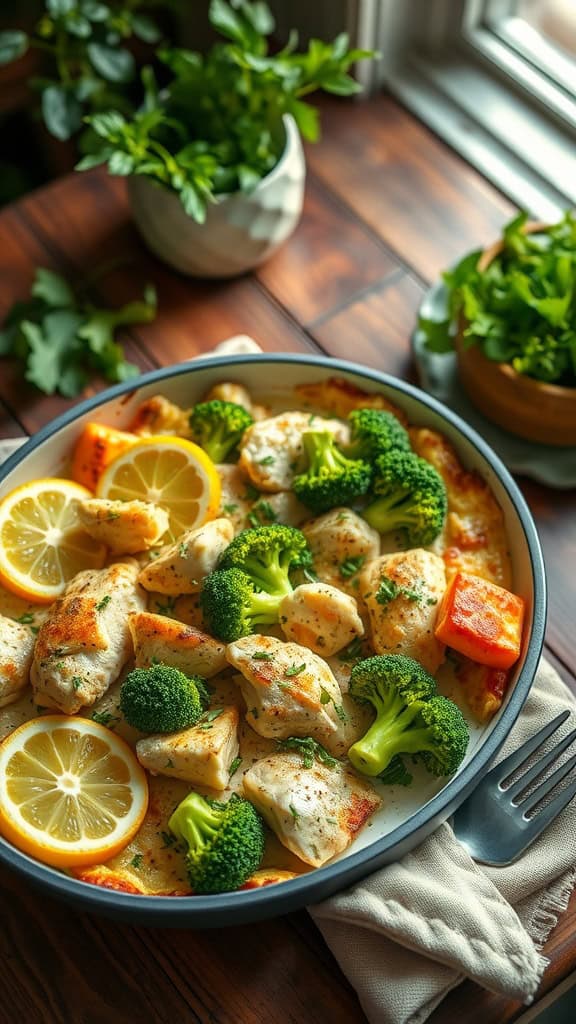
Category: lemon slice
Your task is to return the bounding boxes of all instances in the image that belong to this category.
[0,716,149,869]
[0,478,107,603]
[96,436,221,540]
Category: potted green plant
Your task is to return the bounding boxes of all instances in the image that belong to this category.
[420,211,576,447]
[76,0,374,277]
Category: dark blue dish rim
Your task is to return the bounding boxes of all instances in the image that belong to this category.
[0,354,547,922]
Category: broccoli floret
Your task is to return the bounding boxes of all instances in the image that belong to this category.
[202,526,313,640]
[347,655,469,778]
[347,654,437,777]
[120,664,207,733]
[200,567,284,641]
[345,408,411,461]
[168,791,265,894]
[218,524,312,595]
[189,399,253,463]
[292,431,372,513]
[362,450,447,546]
[408,696,470,777]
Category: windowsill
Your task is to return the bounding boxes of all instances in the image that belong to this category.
[381,48,575,219]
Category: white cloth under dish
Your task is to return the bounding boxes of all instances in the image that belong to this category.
[311,660,576,1024]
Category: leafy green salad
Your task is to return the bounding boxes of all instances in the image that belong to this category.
[420,211,576,387]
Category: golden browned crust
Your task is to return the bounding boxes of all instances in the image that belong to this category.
[411,427,512,589]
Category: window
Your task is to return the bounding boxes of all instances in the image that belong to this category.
[349,0,576,217]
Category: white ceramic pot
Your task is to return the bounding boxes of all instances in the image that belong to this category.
[127,114,305,278]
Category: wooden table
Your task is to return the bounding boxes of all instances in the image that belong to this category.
[0,93,574,1024]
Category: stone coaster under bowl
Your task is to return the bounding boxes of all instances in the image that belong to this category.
[412,279,576,489]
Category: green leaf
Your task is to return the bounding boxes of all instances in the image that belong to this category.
[22,311,84,395]
[81,2,110,21]
[66,15,91,38]
[0,31,28,65]
[47,0,75,16]
[238,164,261,192]
[89,111,126,138]
[321,71,361,96]
[75,151,112,171]
[209,0,250,46]
[108,150,134,175]
[87,44,135,83]
[242,1,275,36]
[130,13,161,44]
[31,268,75,308]
[41,86,82,140]
[418,316,453,354]
[286,98,319,141]
[59,365,88,397]
[180,183,207,223]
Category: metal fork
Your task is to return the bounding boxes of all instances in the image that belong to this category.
[453,710,576,865]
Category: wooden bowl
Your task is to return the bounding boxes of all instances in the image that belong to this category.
[456,222,576,447]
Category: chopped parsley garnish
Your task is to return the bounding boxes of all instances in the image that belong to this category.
[95,595,111,612]
[247,499,278,528]
[277,737,339,770]
[285,663,306,678]
[334,702,348,723]
[165,758,174,769]
[258,455,275,465]
[130,854,143,869]
[92,711,117,727]
[338,636,363,663]
[339,555,365,579]
[71,677,83,691]
[252,651,274,661]
[223,503,239,514]
[376,575,433,607]
[106,511,121,520]
[155,596,176,616]
[160,830,177,848]
[250,707,259,718]
[178,541,189,557]
[319,687,331,705]
[228,756,242,778]
[289,803,300,824]
[198,708,224,729]
[243,484,261,501]
[15,612,35,625]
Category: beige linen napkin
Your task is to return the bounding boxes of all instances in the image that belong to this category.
[311,661,576,1024]
[2,341,575,1023]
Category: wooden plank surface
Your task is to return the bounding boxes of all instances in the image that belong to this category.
[0,92,574,1024]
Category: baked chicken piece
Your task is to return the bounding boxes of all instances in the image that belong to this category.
[0,615,35,707]
[138,518,234,594]
[243,751,381,866]
[410,427,511,588]
[226,634,343,740]
[302,507,380,597]
[136,706,240,791]
[239,411,350,493]
[279,582,364,657]
[359,549,446,674]
[203,380,269,421]
[128,394,191,438]
[31,560,145,714]
[129,611,227,678]
[216,464,257,533]
[294,377,408,424]
[78,498,169,555]
[248,491,310,529]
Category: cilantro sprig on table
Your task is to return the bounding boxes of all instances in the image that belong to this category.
[419,210,576,387]
[0,267,156,397]
[77,0,374,223]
